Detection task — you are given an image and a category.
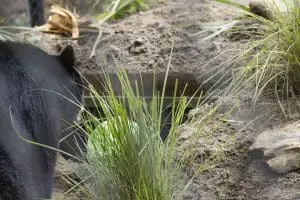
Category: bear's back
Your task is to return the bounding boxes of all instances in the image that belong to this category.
[0,41,83,200]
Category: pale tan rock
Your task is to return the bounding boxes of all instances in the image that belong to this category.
[250,121,300,173]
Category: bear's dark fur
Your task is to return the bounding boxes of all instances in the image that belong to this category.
[0,41,83,200]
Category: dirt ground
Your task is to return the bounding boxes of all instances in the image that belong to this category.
[13,0,300,199]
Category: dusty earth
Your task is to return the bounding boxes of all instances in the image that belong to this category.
[8,0,300,199]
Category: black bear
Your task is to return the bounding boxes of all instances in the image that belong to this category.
[0,41,83,200]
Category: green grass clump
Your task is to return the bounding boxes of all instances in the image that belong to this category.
[77,68,189,200]
[95,0,150,21]
[216,0,300,115]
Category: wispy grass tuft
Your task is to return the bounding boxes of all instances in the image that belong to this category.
[95,0,150,21]
[77,66,190,200]
[214,0,300,116]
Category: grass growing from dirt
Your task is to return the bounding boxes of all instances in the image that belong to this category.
[75,66,190,200]
[95,0,152,21]
[215,0,300,116]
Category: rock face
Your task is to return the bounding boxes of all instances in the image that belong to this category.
[249,1,273,20]
[250,121,300,174]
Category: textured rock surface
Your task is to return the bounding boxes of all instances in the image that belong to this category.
[250,121,300,173]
